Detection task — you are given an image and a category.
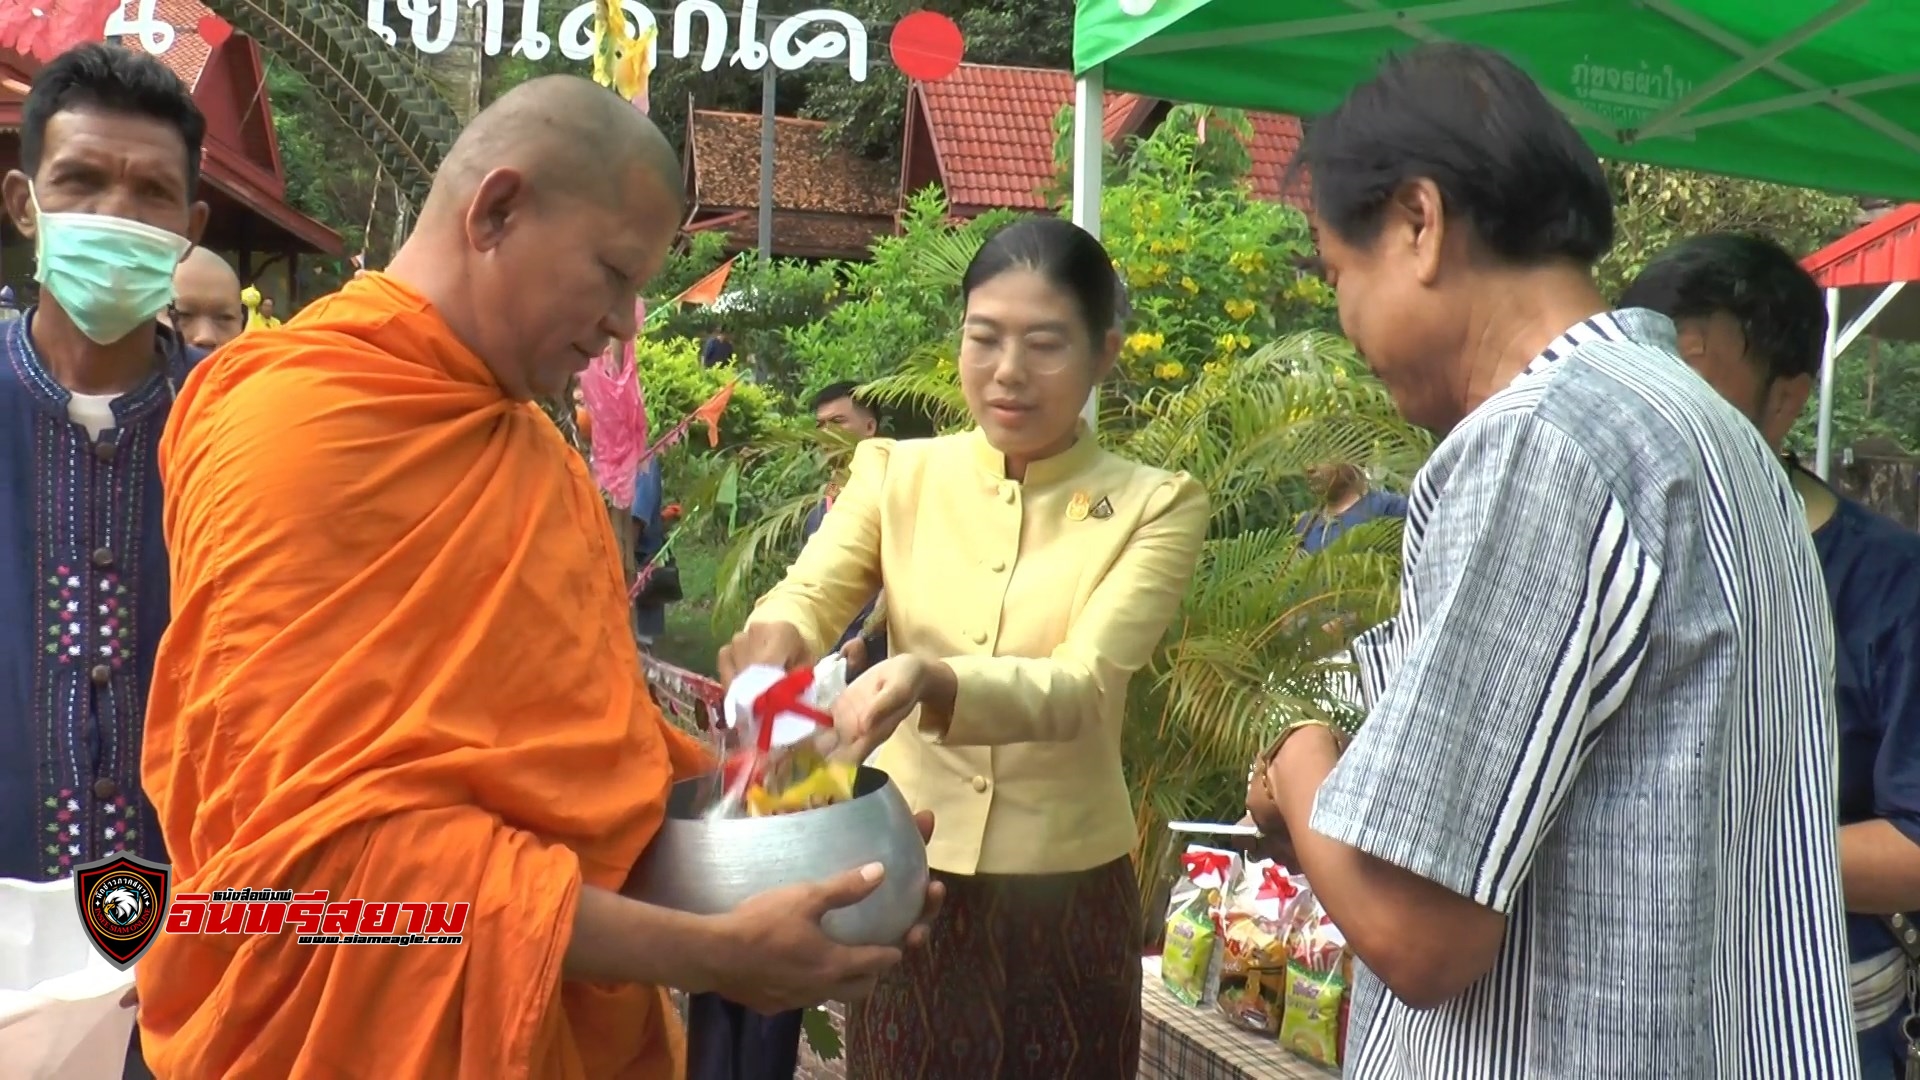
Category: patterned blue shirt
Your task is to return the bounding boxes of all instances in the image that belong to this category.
[1317,311,1856,1079]
[0,311,201,881]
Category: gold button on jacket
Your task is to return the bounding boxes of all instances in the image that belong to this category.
[750,429,1208,875]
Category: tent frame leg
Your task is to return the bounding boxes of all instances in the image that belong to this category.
[1072,69,1106,431]
[1815,280,1905,478]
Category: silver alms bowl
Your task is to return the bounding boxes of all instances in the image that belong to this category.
[625,765,930,947]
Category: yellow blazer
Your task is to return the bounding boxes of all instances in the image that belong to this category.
[750,428,1208,875]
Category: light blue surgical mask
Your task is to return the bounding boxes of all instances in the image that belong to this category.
[30,183,192,345]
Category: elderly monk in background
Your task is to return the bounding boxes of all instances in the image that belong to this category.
[137,75,935,1079]
[162,246,244,351]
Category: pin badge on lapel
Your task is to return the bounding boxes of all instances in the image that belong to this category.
[1090,496,1113,520]
[1067,491,1091,521]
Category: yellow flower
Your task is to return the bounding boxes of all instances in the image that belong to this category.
[1160,361,1187,380]
[1224,298,1257,321]
[1215,332,1253,355]
[1203,360,1225,375]
[1180,276,1200,295]
[1125,331,1165,356]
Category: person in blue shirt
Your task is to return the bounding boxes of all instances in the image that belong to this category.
[0,42,213,1080]
[629,455,675,648]
[1294,462,1408,554]
[1623,233,1920,1080]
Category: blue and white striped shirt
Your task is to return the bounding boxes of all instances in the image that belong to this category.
[1312,310,1857,1078]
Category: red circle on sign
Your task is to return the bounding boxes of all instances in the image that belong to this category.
[196,15,233,49]
[889,11,964,82]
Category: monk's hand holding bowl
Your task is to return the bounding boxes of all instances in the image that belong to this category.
[705,811,946,1012]
[717,621,813,686]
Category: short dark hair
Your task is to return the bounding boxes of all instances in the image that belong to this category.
[22,43,206,196]
[809,380,876,418]
[963,217,1120,340]
[1618,233,1827,382]
[1290,44,1613,267]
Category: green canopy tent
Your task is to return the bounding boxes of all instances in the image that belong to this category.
[1069,0,1920,469]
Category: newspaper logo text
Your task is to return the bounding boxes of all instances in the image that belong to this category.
[166,889,467,945]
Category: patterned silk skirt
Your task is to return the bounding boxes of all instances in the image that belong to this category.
[846,855,1141,1080]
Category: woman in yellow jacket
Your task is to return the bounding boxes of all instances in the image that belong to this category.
[720,217,1208,1079]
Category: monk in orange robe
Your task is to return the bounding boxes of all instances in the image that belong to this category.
[137,76,930,1079]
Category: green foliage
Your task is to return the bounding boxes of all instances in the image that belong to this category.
[1097,107,1335,394]
[781,191,1017,392]
[633,337,782,450]
[1598,162,1857,297]
[649,254,842,400]
[1787,337,1920,456]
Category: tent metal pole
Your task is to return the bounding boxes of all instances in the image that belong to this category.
[1816,287,1840,478]
[1834,280,1905,357]
[1072,68,1106,432]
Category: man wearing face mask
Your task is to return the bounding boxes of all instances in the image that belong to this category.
[0,39,209,898]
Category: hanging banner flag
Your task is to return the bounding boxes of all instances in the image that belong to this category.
[675,256,738,308]
[691,381,737,448]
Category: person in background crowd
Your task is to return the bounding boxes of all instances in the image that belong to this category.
[163,246,244,351]
[806,380,887,673]
[0,41,211,1080]
[1621,233,1920,1080]
[1294,461,1407,554]
[630,454,678,650]
[722,216,1209,1079]
[1244,45,1854,1079]
[239,283,280,330]
[699,326,734,367]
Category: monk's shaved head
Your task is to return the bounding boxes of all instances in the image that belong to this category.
[168,246,245,350]
[427,75,685,225]
[390,75,686,402]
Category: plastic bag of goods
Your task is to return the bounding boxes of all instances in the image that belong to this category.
[710,656,857,820]
[1160,846,1239,1007]
[1215,860,1311,1034]
[1278,900,1350,1067]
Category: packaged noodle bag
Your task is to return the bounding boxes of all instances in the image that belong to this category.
[1215,861,1310,1034]
[1278,901,1349,1067]
[1160,846,1239,1007]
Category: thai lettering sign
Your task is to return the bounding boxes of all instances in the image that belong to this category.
[100,0,963,85]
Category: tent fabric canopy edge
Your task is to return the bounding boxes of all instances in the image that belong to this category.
[1073,0,1920,203]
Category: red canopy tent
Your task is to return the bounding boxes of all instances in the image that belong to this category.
[1801,205,1920,476]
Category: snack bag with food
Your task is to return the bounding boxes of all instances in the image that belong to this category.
[1160,846,1239,1007]
[1278,901,1350,1067]
[1215,860,1309,1034]
[710,656,856,820]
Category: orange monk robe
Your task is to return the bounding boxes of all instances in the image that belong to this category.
[138,273,712,1079]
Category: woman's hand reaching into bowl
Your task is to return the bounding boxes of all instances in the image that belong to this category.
[832,655,956,761]
[717,621,814,687]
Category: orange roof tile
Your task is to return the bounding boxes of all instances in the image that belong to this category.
[118,0,216,92]
[915,63,1305,212]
